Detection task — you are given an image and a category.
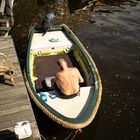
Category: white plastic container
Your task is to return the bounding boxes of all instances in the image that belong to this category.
[14,121,32,139]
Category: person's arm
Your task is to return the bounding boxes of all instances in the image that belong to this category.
[55,74,61,89]
[75,68,84,83]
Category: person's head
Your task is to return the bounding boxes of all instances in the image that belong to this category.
[57,59,67,70]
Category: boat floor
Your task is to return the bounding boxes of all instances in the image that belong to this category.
[34,53,83,92]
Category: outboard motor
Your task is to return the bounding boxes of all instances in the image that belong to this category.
[42,12,56,35]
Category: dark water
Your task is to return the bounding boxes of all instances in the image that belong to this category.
[10,0,140,140]
[75,1,140,140]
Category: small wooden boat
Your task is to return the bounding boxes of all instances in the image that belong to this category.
[24,24,102,129]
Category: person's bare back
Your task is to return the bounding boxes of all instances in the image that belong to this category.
[55,59,84,96]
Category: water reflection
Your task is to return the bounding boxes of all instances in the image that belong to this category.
[10,0,140,140]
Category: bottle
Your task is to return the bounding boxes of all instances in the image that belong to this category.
[40,92,47,102]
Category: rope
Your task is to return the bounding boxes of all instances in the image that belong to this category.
[64,131,74,140]
[71,129,82,140]
[40,134,48,140]
[40,129,82,140]
[64,129,82,140]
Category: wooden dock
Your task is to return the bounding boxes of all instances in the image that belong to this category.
[0,36,41,140]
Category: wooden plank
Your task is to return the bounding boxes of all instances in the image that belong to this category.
[0,18,9,22]
[0,99,31,114]
[0,18,9,27]
[0,22,10,37]
[0,36,6,40]
[0,105,31,116]
[0,87,27,97]
[0,0,5,15]
[0,27,11,31]
[0,29,10,37]
[0,110,34,124]
[0,111,35,130]
[0,36,41,139]
[0,121,38,140]
[0,35,11,40]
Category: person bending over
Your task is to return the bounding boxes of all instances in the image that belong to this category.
[55,59,84,99]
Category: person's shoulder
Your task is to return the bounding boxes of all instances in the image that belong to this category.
[70,67,79,72]
[56,72,61,77]
[73,67,78,71]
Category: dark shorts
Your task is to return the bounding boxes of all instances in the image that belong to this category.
[54,83,80,99]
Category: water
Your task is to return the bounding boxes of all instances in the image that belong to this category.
[75,1,140,140]
[10,0,140,139]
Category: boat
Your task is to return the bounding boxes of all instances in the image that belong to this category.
[24,24,102,129]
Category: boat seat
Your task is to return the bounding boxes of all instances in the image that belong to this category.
[38,86,94,118]
[0,53,15,86]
